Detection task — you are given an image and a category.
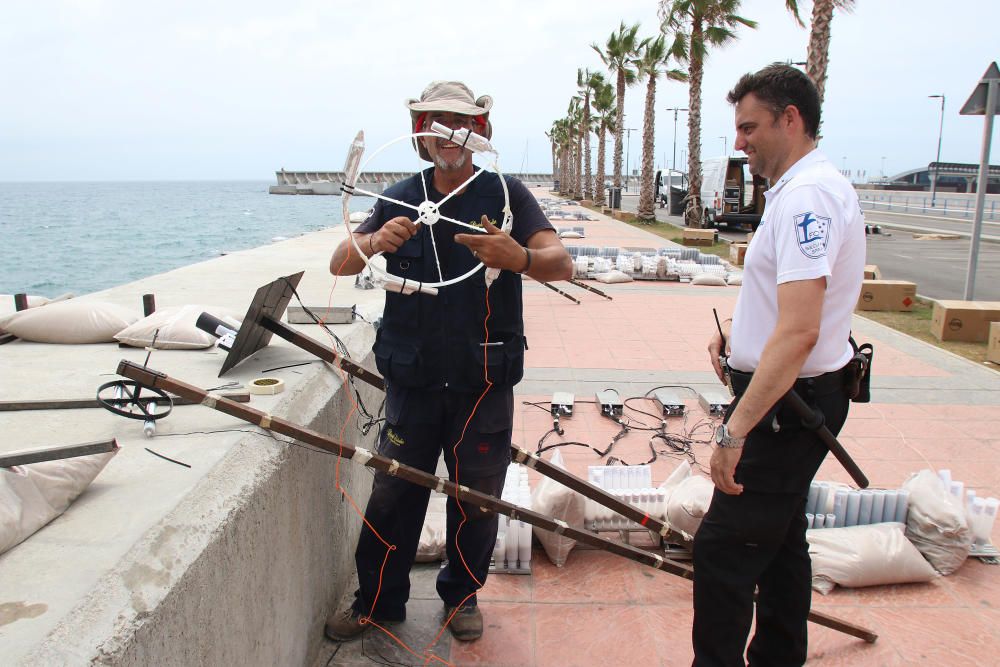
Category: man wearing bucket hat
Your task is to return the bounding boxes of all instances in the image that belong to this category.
[327,80,571,643]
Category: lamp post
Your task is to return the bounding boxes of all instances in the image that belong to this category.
[624,127,637,192]
[928,94,945,207]
[719,136,727,157]
[665,107,688,171]
[881,156,887,180]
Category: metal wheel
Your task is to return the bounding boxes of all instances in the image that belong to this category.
[96,380,173,421]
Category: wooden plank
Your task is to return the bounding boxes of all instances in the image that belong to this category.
[0,391,250,412]
[286,305,355,325]
[1,439,118,468]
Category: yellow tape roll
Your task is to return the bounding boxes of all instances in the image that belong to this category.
[249,377,285,395]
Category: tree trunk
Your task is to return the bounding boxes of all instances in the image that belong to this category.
[575,119,583,200]
[685,19,704,228]
[595,122,607,206]
[637,74,657,221]
[807,0,833,110]
[583,92,593,200]
[613,69,626,191]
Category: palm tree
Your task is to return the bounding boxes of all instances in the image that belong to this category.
[635,35,687,222]
[592,22,645,196]
[591,80,616,207]
[577,68,605,201]
[784,0,856,112]
[545,120,566,190]
[659,0,756,227]
[567,96,585,200]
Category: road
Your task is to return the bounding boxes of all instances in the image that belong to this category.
[618,192,1000,301]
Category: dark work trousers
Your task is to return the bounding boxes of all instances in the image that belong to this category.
[692,374,850,667]
[351,385,513,621]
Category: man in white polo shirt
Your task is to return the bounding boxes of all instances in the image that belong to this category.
[693,63,865,666]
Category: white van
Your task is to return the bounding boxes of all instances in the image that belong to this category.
[698,157,766,230]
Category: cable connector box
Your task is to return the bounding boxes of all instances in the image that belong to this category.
[652,389,686,417]
[596,390,623,417]
[551,391,575,417]
[697,387,732,417]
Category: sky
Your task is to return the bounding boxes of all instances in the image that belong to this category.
[2,0,998,182]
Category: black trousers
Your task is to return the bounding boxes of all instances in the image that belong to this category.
[351,386,512,621]
[692,375,850,667]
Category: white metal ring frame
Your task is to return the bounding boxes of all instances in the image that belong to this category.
[340,125,513,296]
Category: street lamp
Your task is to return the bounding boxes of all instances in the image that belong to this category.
[881,156,887,180]
[665,106,688,171]
[718,136,727,157]
[624,127,637,192]
[928,94,945,207]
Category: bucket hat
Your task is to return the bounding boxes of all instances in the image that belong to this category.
[406,81,493,161]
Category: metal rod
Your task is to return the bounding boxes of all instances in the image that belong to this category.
[533,279,580,304]
[142,294,156,317]
[114,359,877,643]
[1,439,119,468]
[14,293,29,311]
[964,79,997,300]
[567,278,613,300]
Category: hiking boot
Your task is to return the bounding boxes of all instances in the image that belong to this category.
[444,604,483,642]
[324,607,370,642]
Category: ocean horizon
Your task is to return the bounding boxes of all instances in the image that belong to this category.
[0,181,373,298]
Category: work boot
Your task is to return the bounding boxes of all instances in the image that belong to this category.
[444,604,483,642]
[324,607,370,642]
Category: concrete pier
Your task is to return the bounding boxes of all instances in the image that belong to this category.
[0,226,385,665]
[270,170,553,195]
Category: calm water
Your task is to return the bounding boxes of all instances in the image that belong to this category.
[0,181,373,297]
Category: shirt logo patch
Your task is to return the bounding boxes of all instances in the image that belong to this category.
[794,211,831,259]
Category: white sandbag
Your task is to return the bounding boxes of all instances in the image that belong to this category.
[0,293,73,333]
[1,449,118,555]
[902,469,972,574]
[559,230,584,239]
[593,270,633,284]
[807,522,938,594]
[1,300,139,344]
[531,450,586,566]
[115,304,243,350]
[665,473,715,540]
[726,273,743,286]
[690,273,727,287]
[415,495,447,562]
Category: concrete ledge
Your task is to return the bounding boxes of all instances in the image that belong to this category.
[0,227,387,665]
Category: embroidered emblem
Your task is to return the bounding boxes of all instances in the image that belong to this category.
[386,429,405,446]
[793,211,831,259]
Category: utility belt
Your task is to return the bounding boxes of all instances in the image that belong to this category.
[728,339,873,403]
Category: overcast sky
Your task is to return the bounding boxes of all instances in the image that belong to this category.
[2,0,997,182]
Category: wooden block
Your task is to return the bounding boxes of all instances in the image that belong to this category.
[988,322,1000,364]
[683,228,717,246]
[729,243,748,266]
[863,264,881,280]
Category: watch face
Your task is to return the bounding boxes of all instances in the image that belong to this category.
[715,425,725,445]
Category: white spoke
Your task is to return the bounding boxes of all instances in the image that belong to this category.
[434,166,487,210]
[439,214,487,233]
[428,225,445,282]
[350,186,422,214]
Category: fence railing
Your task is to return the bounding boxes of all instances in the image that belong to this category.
[858,193,999,222]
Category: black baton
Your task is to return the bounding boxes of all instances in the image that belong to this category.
[783,389,869,489]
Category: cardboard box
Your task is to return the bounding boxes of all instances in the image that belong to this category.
[729,243,748,266]
[746,232,754,244]
[864,264,881,280]
[683,228,718,246]
[988,322,1000,364]
[931,300,1000,342]
[856,280,917,312]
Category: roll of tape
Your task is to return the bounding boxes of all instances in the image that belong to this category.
[249,377,285,395]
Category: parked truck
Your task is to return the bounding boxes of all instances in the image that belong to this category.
[698,156,766,230]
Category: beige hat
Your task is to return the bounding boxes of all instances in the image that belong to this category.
[406,80,493,161]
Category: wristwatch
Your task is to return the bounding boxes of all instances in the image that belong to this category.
[714,424,746,449]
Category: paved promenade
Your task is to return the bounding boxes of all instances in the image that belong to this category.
[324,186,1000,666]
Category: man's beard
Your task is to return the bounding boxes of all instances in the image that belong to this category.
[432,150,468,171]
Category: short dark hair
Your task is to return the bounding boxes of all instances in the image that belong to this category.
[727,63,821,139]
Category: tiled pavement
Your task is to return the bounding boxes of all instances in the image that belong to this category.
[320,189,1000,666]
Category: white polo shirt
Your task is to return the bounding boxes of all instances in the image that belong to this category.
[728,149,865,377]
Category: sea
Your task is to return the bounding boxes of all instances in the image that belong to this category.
[0,181,375,297]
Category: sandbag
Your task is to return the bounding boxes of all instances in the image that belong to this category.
[415,495,447,562]
[593,270,633,284]
[902,469,972,574]
[807,522,938,594]
[531,450,586,566]
[690,273,727,287]
[0,300,138,344]
[1,449,118,555]
[664,465,714,540]
[115,304,243,350]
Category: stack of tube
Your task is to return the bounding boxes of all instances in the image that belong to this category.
[805,482,909,529]
[939,468,999,546]
[583,465,666,531]
[492,464,532,571]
